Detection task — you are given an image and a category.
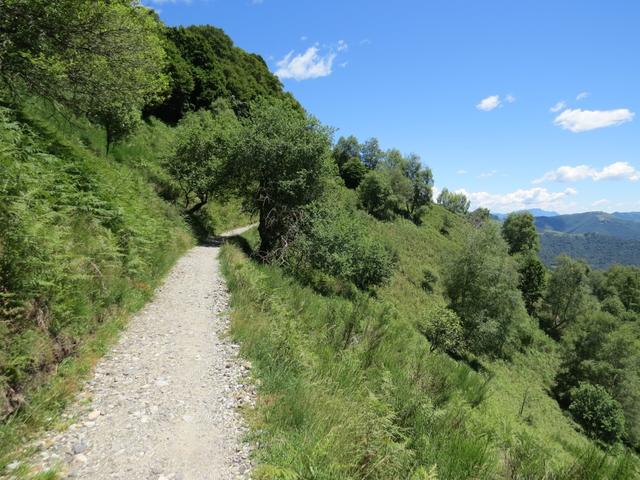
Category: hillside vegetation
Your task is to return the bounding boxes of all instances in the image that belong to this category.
[222,202,640,478]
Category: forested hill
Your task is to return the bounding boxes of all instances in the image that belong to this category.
[145,24,296,123]
[535,211,640,239]
[540,232,640,269]
[534,211,640,268]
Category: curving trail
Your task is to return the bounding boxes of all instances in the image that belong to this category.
[29,225,256,480]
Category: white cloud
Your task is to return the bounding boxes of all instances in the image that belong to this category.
[456,169,468,175]
[476,95,501,111]
[339,61,348,68]
[505,94,516,103]
[594,161,640,181]
[592,199,610,207]
[275,47,336,80]
[576,91,590,101]
[300,36,307,41]
[534,165,596,183]
[534,161,640,183]
[553,108,634,132]
[459,187,578,212]
[337,40,348,52]
[479,170,497,178]
[550,100,566,113]
[359,38,372,45]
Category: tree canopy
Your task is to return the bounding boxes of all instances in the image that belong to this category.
[234,98,332,257]
[1,0,169,149]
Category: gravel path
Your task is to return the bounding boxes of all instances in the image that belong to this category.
[23,225,256,480]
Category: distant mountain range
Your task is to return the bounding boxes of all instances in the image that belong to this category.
[529,211,640,268]
[535,211,640,240]
[493,208,559,220]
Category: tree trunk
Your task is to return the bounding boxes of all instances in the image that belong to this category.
[186,199,208,215]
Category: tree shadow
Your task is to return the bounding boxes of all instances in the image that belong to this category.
[200,233,254,257]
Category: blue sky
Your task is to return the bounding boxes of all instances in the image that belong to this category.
[145,0,639,213]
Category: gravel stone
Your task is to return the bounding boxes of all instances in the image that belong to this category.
[25,226,256,479]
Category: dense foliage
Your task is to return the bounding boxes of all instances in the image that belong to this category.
[145,25,291,123]
[284,202,396,292]
[0,0,169,150]
[331,136,435,223]
[234,98,333,257]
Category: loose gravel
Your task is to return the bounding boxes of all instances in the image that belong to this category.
[21,226,256,480]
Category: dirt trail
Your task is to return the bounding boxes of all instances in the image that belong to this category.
[25,225,256,480]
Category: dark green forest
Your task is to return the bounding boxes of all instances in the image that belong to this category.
[1,1,639,478]
[540,232,640,269]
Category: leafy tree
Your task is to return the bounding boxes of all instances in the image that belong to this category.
[502,212,539,255]
[340,157,367,189]
[332,135,360,169]
[569,383,626,444]
[444,223,529,356]
[417,304,464,354]
[1,0,169,150]
[542,256,589,336]
[381,148,406,170]
[518,253,547,315]
[235,98,332,257]
[403,157,434,221]
[606,265,640,313]
[165,108,240,214]
[357,171,397,221]
[361,137,383,169]
[437,188,470,215]
[376,151,433,222]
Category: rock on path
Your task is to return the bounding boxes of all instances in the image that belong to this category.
[26,225,256,479]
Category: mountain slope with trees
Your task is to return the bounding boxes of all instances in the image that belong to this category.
[535,212,640,240]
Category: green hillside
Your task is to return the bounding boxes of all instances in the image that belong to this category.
[222,198,640,478]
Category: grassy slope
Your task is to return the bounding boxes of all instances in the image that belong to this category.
[221,202,639,479]
[0,99,248,471]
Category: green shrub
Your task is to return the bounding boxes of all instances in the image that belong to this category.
[417,304,463,354]
[286,203,396,291]
[569,383,626,444]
